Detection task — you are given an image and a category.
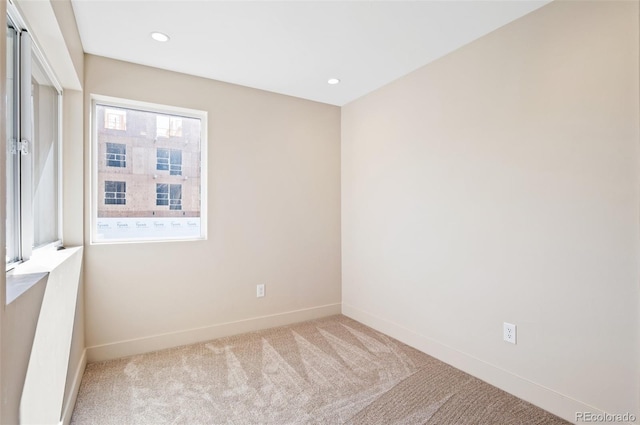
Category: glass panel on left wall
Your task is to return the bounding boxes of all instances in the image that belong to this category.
[5,11,62,269]
[31,50,60,249]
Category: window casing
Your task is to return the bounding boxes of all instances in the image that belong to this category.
[92,96,207,243]
[6,10,62,268]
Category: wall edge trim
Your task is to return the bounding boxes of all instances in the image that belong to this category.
[87,303,342,362]
[60,348,86,425]
[342,303,616,425]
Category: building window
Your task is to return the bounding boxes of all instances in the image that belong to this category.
[6,14,62,267]
[156,115,182,138]
[156,184,168,206]
[156,184,182,210]
[92,96,207,243]
[104,181,126,205]
[105,108,126,130]
[106,143,126,167]
[157,148,182,175]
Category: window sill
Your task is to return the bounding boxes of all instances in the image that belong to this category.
[5,245,77,305]
[6,271,48,305]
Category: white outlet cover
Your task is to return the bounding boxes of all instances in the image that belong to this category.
[503,322,516,344]
[257,284,265,298]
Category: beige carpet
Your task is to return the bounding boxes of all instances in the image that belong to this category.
[71,315,569,424]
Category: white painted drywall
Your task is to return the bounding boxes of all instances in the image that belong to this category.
[13,0,80,90]
[50,0,84,86]
[83,55,342,359]
[342,0,639,422]
[61,89,86,425]
[20,247,83,425]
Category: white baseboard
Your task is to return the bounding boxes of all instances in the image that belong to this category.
[87,303,342,362]
[60,348,87,425]
[342,304,622,425]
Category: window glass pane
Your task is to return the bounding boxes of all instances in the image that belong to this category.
[156,183,168,206]
[157,148,169,171]
[169,149,182,176]
[169,117,182,137]
[6,22,19,264]
[105,108,126,130]
[104,180,126,205]
[95,101,205,242]
[169,183,182,210]
[106,142,126,167]
[156,115,170,138]
[31,51,60,248]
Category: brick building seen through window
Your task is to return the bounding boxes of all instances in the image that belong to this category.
[97,104,201,219]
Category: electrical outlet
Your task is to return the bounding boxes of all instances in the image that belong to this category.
[503,322,516,344]
[256,284,265,298]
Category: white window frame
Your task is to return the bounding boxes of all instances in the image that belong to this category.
[90,94,208,244]
[6,4,63,270]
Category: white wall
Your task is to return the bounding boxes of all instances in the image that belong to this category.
[61,90,86,425]
[19,247,83,425]
[342,1,639,422]
[84,55,342,360]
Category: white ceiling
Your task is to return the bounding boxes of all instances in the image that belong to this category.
[71,0,550,106]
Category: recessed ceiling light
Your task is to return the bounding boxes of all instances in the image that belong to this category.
[151,32,170,42]
[327,78,341,85]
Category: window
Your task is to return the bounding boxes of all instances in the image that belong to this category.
[104,181,126,205]
[6,11,62,267]
[170,184,182,210]
[156,184,169,206]
[92,96,207,243]
[105,108,126,130]
[156,184,182,210]
[156,148,182,175]
[106,143,126,167]
[156,115,182,138]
